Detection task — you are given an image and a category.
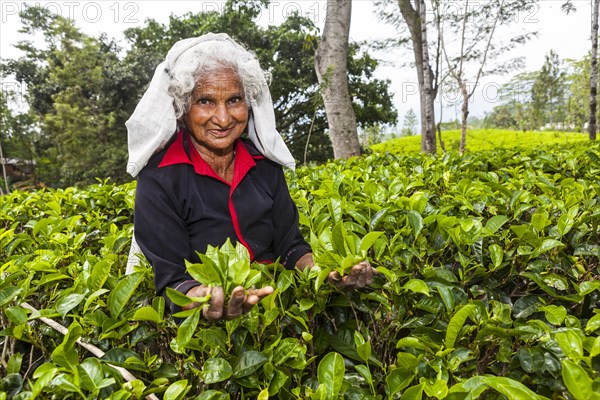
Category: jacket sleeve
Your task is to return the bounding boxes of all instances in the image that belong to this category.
[270,167,312,269]
[134,166,199,313]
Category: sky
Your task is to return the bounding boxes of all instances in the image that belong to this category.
[0,0,594,125]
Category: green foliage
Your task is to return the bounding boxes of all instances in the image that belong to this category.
[1,1,396,186]
[372,128,588,154]
[483,52,598,133]
[1,142,600,398]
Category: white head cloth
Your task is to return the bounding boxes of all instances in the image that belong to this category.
[125,32,296,177]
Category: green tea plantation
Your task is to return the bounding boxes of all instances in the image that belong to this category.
[1,133,599,399]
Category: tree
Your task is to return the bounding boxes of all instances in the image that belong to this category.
[0,89,39,190]
[562,0,599,140]
[590,0,599,140]
[530,50,567,129]
[402,108,418,135]
[375,0,439,154]
[434,0,537,153]
[566,56,598,132]
[2,1,397,186]
[124,2,396,164]
[483,104,518,129]
[314,0,361,159]
[3,7,129,186]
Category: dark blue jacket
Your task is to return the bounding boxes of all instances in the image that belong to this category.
[134,130,311,310]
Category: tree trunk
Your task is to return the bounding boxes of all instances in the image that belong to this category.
[459,83,469,154]
[315,0,361,159]
[590,0,599,141]
[398,0,436,154]
[0,140,9,194]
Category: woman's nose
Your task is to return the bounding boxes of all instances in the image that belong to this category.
[211,103,232,126]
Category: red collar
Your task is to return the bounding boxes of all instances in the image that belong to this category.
[159,130,260,189]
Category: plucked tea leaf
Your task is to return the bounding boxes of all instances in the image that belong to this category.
[187,257,223,287]
[358,231,384,254]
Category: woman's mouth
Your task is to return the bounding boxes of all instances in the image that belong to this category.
[207,129,231,137]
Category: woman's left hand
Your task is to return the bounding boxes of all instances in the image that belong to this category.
[326,261,378,290]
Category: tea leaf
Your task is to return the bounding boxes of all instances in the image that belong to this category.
[585,313,600,334]
[201,358,233,384]
[400,383,424,400]
[51,322,82,371]
[132,306,162,323]
[177,308,201,348]
[164,380,189,400]
[484,215,509,234]
[445,304,477,349]
[386,367,416,397]
[317,352,344,398]
[480,376,548,400]
[555,330,583,359]
[107,272,144,319]
[56,293,85,318]
[233,351,268,378]
[561,360,596,400]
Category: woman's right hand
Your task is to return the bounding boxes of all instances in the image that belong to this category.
[183,284,274,320]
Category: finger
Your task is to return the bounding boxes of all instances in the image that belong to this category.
[356,265,368,288]
[242,286,274,313]
[327,271,342,285]
[225,286,246,319]
[340,268,359,289]
[364,264,374,286]
[248,286,274,299]
[183,285,209,310]
[241,294,260,314]
[204,286,224,321]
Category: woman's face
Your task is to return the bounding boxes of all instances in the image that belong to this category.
[184,69,248,156]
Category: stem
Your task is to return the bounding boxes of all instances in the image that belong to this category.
[20,302,160,400]
[304,107,318,165]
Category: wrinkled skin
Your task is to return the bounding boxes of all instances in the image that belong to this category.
[183,285,274,320]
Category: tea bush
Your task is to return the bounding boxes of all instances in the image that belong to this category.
[372,129,587,154]
[1,140,599,399]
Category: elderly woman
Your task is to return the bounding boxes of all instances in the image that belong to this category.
[126,33,376,321]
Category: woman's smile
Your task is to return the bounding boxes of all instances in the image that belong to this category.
[184,69,249,156]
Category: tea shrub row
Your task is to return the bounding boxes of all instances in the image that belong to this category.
[1,140,599,399]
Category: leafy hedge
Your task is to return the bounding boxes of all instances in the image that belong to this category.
[1,141,599,399]
[371,129,588,154]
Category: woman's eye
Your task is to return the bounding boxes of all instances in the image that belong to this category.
[229,97,243,104]
[197,98,210,105]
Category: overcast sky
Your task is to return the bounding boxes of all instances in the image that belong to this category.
[0,0,593,124]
